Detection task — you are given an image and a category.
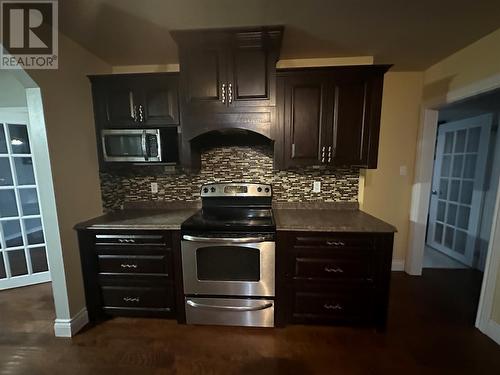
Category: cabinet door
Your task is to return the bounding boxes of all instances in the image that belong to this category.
[139,75,179,126]
[180,46,228,110]
[282,75,329,168]
[228,32,275,107]
[100,78,138,128]
[331,80,368,166]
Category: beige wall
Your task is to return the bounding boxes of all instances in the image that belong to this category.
[422,28,500,325]
[423,28,500,105]
[27,33,111,316]
[359,72,424,262]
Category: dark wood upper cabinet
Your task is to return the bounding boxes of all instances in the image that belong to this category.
[89,73,179,128]
[171,27,283,170]
[276,65,390,169]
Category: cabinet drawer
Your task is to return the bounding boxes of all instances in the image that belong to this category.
[95,233,169,246]
[97,254,171,276]
[101,285,174,309]
[293,289,373,322]
[295,235,374,249]
[295,255,372,282]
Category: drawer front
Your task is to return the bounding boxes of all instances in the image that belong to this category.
[97,254,170,276]
[101,285,174,309]
[295,255,372,281]
[293,289,373,321]
[95,233,169,246]
[294,235,374,250]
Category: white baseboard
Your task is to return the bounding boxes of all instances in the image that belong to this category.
[54,307,89,338]
[483,319,500,346]
[391,259,405,271]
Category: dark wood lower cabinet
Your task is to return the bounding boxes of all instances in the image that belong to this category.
[78,227,393,330]
[77,229,182,321]
[276,231,394,330]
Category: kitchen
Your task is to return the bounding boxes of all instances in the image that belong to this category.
[1,1,500,373]
[74,26,396,329]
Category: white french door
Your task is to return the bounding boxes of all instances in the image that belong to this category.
[427,114,493,266]
[0,110,50,289]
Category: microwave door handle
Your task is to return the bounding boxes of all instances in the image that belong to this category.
[182,235,269,243]
[141,130,148,161]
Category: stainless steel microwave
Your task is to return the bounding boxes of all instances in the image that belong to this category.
[101,128,178,163]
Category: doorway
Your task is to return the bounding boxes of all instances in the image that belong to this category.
[412,87,500,342]
[0,109,50,289]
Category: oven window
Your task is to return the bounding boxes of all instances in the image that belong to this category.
[196,246,260,282]
[104,134,143,157]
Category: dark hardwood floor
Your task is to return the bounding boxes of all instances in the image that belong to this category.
[0,269,498,374]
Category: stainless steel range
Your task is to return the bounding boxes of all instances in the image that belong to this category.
[181,183,275,327]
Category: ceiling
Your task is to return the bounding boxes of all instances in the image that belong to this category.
[59,0,500,70]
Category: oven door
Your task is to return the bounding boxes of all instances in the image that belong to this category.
[181,235,275,297]
[101,129,162,162]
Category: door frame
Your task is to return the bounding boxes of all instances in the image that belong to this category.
[406,74,500,344]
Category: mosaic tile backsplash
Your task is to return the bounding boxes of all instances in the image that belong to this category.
[100,146,359,211]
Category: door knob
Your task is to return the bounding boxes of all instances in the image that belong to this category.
[432,190,438,195]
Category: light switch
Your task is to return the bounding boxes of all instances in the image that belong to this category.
[151,182,158,194]
[400,166,408,176]
[312,181,321,193]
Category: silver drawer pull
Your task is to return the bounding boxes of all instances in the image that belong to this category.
[123,297,140,303]
[326,241,345,246]
[120,263,138,269]
[324,303,343,310]
[324,266,344,273]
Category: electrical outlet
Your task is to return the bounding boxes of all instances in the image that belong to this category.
[151,182,158,194]
[312,181,321,193]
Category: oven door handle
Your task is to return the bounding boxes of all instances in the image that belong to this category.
[186,300,273,312]
[182,235,270,243]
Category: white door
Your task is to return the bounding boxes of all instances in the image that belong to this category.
[0,110,50,289]
[427,114,493,266]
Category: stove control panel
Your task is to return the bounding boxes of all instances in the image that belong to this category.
[201,183,272,197]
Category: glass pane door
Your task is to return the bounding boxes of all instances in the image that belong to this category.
[0,121,50,289]
[427,114,492,266]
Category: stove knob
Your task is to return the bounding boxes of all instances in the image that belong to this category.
[265,187,270,193]
[210,187,216,193]
[257,187,262,192]
[203,188,209,193]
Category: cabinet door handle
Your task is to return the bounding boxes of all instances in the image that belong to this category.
[123,297,140,303]
[326,240,345,246]
[137,104,144,122]
[129,92,136,121]
[221,83,226,104]
[120,263,138,269]
[323,303,343,310]
[228,83,233,104]
[321,146,326,163]
[324,266,344,273]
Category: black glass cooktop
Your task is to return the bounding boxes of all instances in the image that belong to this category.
[181,207,275,232]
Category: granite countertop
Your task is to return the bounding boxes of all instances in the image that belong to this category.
[75,201,396,233]
[74,202,200,230]
[273,202,397,233]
